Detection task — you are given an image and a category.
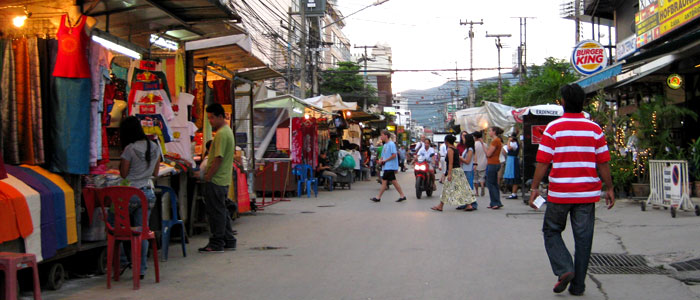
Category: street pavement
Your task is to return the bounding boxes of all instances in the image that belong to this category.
[38,170,700,300]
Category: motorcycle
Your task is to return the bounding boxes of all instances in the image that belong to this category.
[414,160,435,199]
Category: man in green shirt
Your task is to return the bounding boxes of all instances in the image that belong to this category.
[198,103,236,253]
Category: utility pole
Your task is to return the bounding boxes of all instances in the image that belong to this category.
[574,0,581,43]
[460,19,483,108]
[485,32,511,104]
[511,17,535,84]
[285,7,295,94]
[354,44,378,110]
[299,0,307,98]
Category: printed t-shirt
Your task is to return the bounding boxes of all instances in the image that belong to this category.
[474,141,488,171]
[536,112,610,204]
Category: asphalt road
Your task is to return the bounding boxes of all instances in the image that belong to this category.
[40,171,700,300]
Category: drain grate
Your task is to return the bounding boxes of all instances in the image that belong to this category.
[588,253,669,275]
[670,258,700,272]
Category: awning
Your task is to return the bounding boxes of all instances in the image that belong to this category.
[255,95,332,118]
[614,53,677,87]
[625,29,700,65]
[347,111,382,122]
[86,0,241,40]
[237,67,283,82]
[574,62,623,94]
[187,34,266,72]
[302,94,358,112]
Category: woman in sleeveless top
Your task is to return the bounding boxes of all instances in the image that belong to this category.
[504,133,522,199]
[431,135,476,212]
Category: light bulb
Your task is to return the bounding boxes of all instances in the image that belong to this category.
[13,15,27,27]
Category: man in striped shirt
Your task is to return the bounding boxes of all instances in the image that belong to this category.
[529,84,614,296]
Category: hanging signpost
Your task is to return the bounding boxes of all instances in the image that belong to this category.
[571,40,608,75]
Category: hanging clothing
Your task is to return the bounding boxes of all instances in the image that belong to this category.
[1,41,19,164]
[291,118,318,168]
[53,15,91,78]
[13,38,36,165]
[165,93,196,166]
[28,38,44,164]
[212,80,231,105]
[0,176,36,252]
[50,77,91,174]
[175,52,185,97]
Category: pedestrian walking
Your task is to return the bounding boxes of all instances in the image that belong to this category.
[504,133,521,199]
[472,131,488,197]
[431,135,476,211]
[529,83,614,296]
[371,130,407,202]
[485,126,504,209]
[438,141,448,184]
[198,103,237,253]
[398,146,407,172]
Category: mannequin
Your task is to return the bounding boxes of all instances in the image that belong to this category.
[109,100,127,128]
[50,5,97,34]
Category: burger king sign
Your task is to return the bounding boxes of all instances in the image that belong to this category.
[571,40,608,75]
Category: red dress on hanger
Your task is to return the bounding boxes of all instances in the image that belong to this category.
[53,15,91,78]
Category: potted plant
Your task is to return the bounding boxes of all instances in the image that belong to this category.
[626,96,697,197]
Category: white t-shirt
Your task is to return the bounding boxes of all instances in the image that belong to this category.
[508,141,519,152]
[474,141,488,171]
[500,145,508,163]
[414,141,425,153]
[439,143,448,157]
[417,147,436,166]
[351,150,362,170]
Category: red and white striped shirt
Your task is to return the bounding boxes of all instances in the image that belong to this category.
[536,113,610,204]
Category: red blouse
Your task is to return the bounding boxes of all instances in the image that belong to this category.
[53,15,91,78]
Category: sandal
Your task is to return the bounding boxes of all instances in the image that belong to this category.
[430,206,443,211]
[464,205,475,211]
[491,205,503,210]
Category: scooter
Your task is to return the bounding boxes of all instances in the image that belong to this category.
[414,160,435,199]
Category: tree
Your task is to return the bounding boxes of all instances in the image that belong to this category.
[320,61,379,108]
[474,81,511,106]
[503,57,579,108]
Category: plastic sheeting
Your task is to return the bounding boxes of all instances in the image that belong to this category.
[302,94,357,112]
[457,102,590,134]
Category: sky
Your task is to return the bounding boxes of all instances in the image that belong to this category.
[338,0,609,93]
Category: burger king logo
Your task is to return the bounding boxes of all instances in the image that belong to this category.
[571,40,608,75]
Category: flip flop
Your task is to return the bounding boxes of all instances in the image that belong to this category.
[430,206,442,211]
[491,205,502,210]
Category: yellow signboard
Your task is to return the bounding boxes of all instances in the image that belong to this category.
[658,0,700,35]
[636,0,700,47]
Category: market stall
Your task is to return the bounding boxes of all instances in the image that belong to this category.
[252,95,332,197]
[0,0,243,291]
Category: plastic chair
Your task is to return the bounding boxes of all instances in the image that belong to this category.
[97,186,160,290]
[0,252,41,300]
[155,186,187,262]
[293,164,318,197]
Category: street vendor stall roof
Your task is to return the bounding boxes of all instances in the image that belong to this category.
[187,34,266,72]
[302,94,357,112]
[347,111,382,122]
[255,95,333,118]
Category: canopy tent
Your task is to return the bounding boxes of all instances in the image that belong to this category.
[457,102,592,134]
[253,95,332,160]
[455,101,516,134]
[302,94,357,112]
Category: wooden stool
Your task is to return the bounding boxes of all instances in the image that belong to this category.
[0,252,41,300]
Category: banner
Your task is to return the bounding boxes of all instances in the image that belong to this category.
[636,0,700,48]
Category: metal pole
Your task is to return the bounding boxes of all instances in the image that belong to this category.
[287,7,294,94]
[497,37,502,104]
[575,0,581,43]
[300,0,307,98]
[460,19,483,108]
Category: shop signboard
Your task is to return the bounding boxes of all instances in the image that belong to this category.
[397,126,405,134]
[616,35,638,60]
[531,125,547,144]
[571,40,608,75]
[636,0,700,48]
[447,104,457,113]
[667,73,683,89]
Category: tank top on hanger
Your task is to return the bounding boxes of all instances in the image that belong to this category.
[53,14,91,78]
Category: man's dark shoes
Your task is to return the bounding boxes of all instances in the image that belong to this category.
[506,194,518,199]
[569,289,584,296]
[198,246,224,253]
[370,197,380,202]
[224,241,237,251]
[553,272,575,293]
[396,196,407,202]
[456,205,467,210]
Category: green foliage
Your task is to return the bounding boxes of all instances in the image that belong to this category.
[503,57,579,108]
[688,138,700,181]
[320,61,379,108]
[474,81,511,106]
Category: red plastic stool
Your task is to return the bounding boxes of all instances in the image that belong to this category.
[0,252,41,300]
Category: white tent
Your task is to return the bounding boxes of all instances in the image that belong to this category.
[455,101,516,134]
[302,94,357,112]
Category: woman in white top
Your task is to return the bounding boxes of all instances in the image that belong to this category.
[503,133,522,199]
